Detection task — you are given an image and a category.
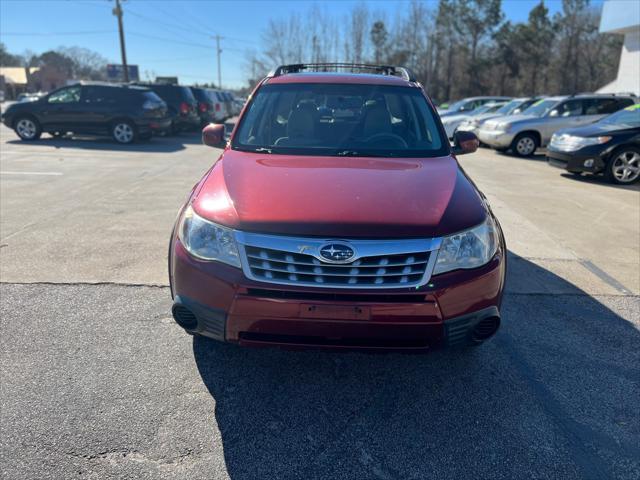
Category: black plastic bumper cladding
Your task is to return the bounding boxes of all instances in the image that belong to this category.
[172,295,226,341]
[444,306,501,347]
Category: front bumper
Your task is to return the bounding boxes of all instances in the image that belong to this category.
[477,129,515,148]
[169,234,507,351]
[546,146,609,174]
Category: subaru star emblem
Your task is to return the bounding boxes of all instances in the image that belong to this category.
[319,242,356,263]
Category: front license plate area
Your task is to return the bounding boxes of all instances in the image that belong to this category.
[301,304,371,320]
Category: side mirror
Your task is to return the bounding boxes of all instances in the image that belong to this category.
[202,123,226,148]
[452,130,479,155]
[549,109,559,117]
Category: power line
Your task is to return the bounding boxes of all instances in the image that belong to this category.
[0,30,115,36]
[124,7,211,44]
[127,31,212,49]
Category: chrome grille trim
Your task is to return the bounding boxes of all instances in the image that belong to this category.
[234,231,442,289]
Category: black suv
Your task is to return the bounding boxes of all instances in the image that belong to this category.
[190,87,216,127]
[1,83,170,144]
[136,84,199,133]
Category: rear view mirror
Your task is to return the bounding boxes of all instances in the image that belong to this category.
[202,123,226,148]
[452,131,479,155]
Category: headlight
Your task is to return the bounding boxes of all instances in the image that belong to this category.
[550,134,611,152]
[178,205,241,267]
[433,216,498,275]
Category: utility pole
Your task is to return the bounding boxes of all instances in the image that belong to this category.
[113,0,129,82]
[214,35,223,88]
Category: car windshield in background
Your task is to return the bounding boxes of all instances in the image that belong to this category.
[496,99,521,115]
[600,105,640,127]
[445,99,468,111]
[521,99,558,117]
[234,83,447,158]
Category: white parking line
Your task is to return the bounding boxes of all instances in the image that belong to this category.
[0,171,63,176]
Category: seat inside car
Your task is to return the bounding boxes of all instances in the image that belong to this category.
[362,98,392,138]
[275,101,318,146]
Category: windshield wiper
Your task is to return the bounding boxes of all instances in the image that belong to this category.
[336,150,363,156]
[251,147,272,154]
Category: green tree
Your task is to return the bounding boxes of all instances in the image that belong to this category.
[370,21,388,64]
[455,0,503,94]
[522,1,555,93]
[0,42,23,66]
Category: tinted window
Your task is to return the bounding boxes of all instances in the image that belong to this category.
[48,86,81,104]
[142,91,164,103]
[190,88,209,102]
[178,86,196,103]
[83,86,118,104]
[234,83,447,158]
[552,99,584,117]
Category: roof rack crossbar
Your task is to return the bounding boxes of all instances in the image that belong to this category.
[268,63,416,82]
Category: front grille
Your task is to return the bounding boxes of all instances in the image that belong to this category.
[244,245,430,287]
[236,232,441,289]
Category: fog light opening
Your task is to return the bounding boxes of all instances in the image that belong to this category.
[172,305,198,330]
[472,316,500,342]
[583,159,594,168]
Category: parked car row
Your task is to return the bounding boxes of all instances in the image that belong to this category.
[0,81,242,144]
[441,93,639,184]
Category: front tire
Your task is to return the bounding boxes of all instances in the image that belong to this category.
[605,147,640,184]
[111,120,136,144]
[14,116,42,141]
[511,133,538,157]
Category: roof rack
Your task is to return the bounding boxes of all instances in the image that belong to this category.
[267,63,417,82]
[569,92,637,98]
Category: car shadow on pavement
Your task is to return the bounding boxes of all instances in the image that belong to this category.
[5,131,203,153]
[560,172,640,191]
[192,253,639,480]
[491,148,548,161]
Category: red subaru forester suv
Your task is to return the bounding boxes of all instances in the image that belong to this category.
[169,64,506,351]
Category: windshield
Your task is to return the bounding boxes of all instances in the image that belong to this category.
[600,104,640,127]
[496,99,521,115]
[480,103,505,114]
[521,99,558,117]
[233,83,447,157]
[445,99,468,111]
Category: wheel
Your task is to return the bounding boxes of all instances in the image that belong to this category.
[511,133,538,157]
[14,116,42,141]
[605,147,640,184]
[111,120,136,144]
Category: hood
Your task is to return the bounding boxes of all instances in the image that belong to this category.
[556,121,639,137]
[438,109,461,118]
[472,112,502,123]
[192,150,486,238]
[484,114,537,127]
[441,113,470,124]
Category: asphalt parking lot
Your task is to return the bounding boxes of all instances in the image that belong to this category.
[1,124,639,480]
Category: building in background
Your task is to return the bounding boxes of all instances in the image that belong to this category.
[0,67,38,100]
[0,65,69,99]
[597,0,640,96]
